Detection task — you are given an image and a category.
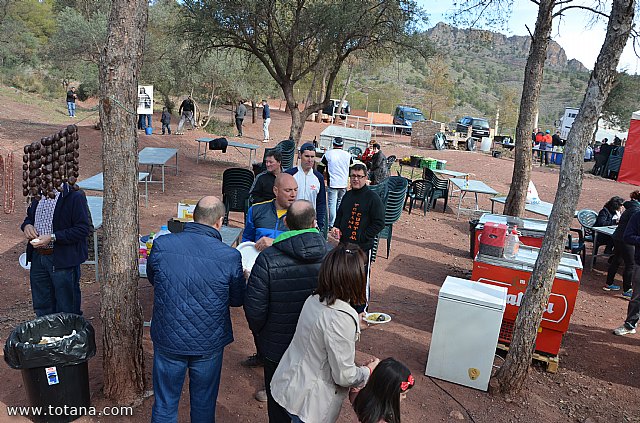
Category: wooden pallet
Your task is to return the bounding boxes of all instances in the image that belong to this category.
[496,343,559,373]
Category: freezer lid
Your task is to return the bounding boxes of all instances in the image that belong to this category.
[439,276,508,311]
[476,249,580,282]
[478,213,549,233]
[516,245,583,270]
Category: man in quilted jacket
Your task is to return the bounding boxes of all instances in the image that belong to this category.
[147,196,245,423]
[244,200,328,420]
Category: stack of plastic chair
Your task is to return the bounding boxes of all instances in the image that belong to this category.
[276,139,296,170]
[423,167,449,212]
[371,176,408,261]
[221,168,255,225]
[405,179,432,215]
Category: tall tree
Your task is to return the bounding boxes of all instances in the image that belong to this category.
[98,0,148,404]
[493,0,635,392]
[422,55,454,121]
[181,0,431,144]
[602,71,640,129]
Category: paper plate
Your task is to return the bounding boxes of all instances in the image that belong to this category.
[19,253,30,270]
[236,241,260,271]
[364,312,391,325]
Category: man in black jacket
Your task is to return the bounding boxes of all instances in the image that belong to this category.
[614,209,640,336]
[176,95,196,135]
[244,200,327,419]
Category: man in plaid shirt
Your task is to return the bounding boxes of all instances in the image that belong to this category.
[21,183,91,316]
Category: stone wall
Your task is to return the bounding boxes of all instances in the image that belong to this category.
[411,120,445,149]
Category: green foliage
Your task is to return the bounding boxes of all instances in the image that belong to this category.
[202,117,234,137]
[602,72,640,129]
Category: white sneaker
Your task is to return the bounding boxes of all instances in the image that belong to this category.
[262,139,269,143]
[613,325,636,336]
[254,389,268,402]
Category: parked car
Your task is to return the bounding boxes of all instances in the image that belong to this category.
[322,99,350,120]
[456,116,490,140]
[393,106,425,134]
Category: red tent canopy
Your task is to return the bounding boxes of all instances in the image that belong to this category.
[618,110,640,186]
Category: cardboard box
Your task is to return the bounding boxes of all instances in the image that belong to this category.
[177,200,198,220]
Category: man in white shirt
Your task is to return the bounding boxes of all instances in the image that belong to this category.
[286,143,327,231]
[321,137,353,227]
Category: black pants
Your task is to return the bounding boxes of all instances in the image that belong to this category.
[235,117,244,135]
[607,239,635,291]
[623,263,640,329]
[264,358,290,423]
[539,150,549,165]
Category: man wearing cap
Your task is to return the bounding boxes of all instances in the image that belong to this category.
[286,143,327,231]
[321,137,353,228]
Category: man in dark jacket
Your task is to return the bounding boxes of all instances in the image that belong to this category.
[614,209,640,336]
[330,163,385,311]
[235,100,247,137]
[606,194,640,293]
[147,196,245,422]
[21,183,91,316]
[176,95,196,135]
[245,199,327,419]
[250,149,283,203]
[368,143,389,185]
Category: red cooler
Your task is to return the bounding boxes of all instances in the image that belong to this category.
[472,214,548,259]
[471,245,583,356]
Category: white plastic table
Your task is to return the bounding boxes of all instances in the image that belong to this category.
[138,147,178,192]
[84,196,103,282]
[450,178,498,218]
[195,138,260,166]
[77,172,150,207]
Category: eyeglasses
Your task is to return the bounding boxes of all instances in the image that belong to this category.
[350,174,366,179]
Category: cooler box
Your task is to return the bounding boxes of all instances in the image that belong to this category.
[471,246,582,356]
[426,276,507,391]
[478,222,507,257]
[471,214,548,259]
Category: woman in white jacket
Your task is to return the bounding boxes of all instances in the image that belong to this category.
[270,244,379,423]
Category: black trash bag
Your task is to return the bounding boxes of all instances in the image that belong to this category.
[433,132,446,150]
[4,313,96,369]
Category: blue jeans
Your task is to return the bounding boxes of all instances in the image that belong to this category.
[152,346,224,423]
[67,101,76,117]
[29,250,81,316]
[139,114,152,129]
[327,187,346,227]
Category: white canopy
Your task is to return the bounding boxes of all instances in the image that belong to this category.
[632,110,640,120]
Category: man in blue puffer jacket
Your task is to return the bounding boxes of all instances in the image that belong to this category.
[242,173,297,252]
[147,196,245,422]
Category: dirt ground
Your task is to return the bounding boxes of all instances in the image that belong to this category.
[0,87,639,422]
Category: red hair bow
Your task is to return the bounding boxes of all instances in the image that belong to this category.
[400,374,414,391]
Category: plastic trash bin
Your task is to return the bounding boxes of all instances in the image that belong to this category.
[145,127,153,135]
[4,313,96,423]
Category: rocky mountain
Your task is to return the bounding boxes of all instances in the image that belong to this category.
[427,22,589,72]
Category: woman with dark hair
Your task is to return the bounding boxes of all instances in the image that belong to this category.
[595,196,625,253]
[605,191,640,296]
[350,358,414,423]
[270,244,380,423]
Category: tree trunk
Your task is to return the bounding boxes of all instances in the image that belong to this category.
[503,0,554,217]
[338,63,353,117]
[493,0,635,393]
[315,69,329,123]
[283,83,304,144]
[98,0,148,405]
[251,100,257,124]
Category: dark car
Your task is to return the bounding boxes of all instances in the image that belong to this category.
[393,106,426,135]
[456,116,490,139]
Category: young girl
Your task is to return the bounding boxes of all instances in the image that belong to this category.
[351,358,414,423]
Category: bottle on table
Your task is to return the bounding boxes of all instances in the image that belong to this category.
[146,232,155,252]
[504,226,520,259]
[155,225,171,239]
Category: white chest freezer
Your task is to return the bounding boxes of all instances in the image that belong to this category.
[425,276,507,391]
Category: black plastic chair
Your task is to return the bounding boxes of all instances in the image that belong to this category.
[372,177,408,260]
[423,168,448,212]
[348,146,362,159]
[406,179,431,216]
[221,168,255,225]
[386,155,397,172]
[277,139,296,170]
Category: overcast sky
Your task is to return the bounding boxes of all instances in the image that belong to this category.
[421,0,640,74]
